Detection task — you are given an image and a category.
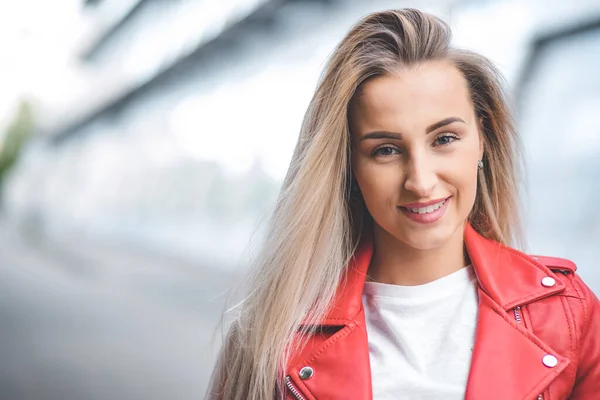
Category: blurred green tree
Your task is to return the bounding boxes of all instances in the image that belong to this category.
[0,100,36,189]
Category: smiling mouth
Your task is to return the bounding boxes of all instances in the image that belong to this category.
[400,198,448,214]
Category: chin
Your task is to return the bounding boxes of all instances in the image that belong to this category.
[400,231,448,250]
[393,222,460,251]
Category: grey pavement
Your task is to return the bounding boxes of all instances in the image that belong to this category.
[0,223,238,400]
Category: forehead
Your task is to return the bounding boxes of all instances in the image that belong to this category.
[350,61,475,133]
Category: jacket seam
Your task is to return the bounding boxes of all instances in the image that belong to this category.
[571,276,588,349]
[560,294,578,388]
[504,288,563,310]
[305,321,357,365]
[561,275,580,348]
[559,294,574,353]
[319,318,352,321]
[570,274,596,395]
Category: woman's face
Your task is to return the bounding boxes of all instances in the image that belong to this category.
[350,60,484,250]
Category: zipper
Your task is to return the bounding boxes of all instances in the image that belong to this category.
[285,376,307,400]
[553,269,571,275]
[514,307,543,400]
[513,306,522,325]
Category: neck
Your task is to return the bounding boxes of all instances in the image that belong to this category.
[367,223,468,286]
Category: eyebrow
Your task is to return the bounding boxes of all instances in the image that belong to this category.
[425,117,465,134]
[359,117,466,141]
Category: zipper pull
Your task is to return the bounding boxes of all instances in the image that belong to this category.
[285,376,307,400]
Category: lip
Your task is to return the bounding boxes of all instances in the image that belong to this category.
[400,197,450,208]
[398,197,450,224]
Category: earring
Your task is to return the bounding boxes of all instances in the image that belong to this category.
[477,160,484,170]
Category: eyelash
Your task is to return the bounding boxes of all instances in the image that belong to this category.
[434,133,459,146]
[371,133,459,157]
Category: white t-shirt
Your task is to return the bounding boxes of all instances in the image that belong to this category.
[362,266,479,400]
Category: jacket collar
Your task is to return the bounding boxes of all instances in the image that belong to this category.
[291,223,570,400]
[318,222,565,325]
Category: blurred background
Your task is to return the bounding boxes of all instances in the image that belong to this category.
[0,0,599,399]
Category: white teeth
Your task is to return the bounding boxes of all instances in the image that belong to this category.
[407,200,446,214]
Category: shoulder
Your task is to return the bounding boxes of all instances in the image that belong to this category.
[520,254,600,400]
[529,253,592,300]
[529,254,577,274]
[531,257,600,396]
[531,253,599,334]
[531,254,597,299]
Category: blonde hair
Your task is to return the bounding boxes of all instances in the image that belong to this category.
[208,8,521,400]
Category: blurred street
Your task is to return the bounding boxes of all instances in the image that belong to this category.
[0,220,232,400]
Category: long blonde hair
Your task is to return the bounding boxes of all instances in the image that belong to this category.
[208,8,521,400]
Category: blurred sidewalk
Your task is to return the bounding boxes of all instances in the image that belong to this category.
[0,219,235,400]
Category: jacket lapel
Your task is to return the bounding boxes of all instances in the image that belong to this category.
[287,317,372,400]
[290,223,571,399]
[289,239,373,399]
[464,224,571,399]
[464,224,566,309]
[465,289,569,399]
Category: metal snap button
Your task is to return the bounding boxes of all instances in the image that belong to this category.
[299,366,314,380]
[542,354,558,368]
[541,276,556,287]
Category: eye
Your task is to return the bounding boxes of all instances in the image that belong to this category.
[434,133,459,146]
[372,145,400,157]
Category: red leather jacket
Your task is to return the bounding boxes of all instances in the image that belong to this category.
[284,224,600,399]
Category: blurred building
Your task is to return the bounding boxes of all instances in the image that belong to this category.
[517,7,600,291]
[1,1,600,399]
[2,0,600,291]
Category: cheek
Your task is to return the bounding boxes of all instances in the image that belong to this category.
[443,158,479,207]
[354,164,402,208]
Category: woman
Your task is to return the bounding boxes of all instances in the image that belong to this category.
[209,8,600,400]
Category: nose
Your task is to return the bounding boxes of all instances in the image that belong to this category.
[403,154,437,197]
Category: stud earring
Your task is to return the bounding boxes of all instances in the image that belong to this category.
[477,160,484,170]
